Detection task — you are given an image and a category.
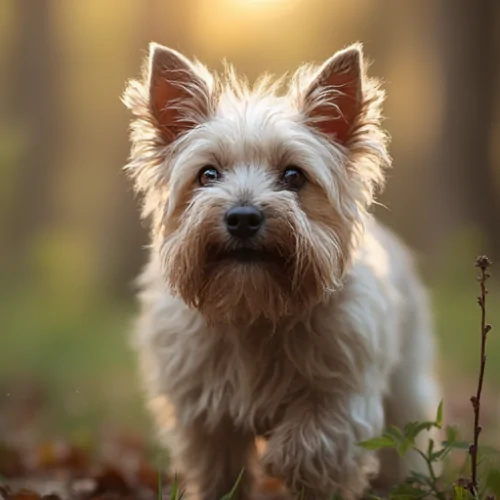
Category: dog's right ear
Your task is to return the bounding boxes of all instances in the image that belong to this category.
[124,43,213,144]
[122,44,214,209]
[147,43,213,142]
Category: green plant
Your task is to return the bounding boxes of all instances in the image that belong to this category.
[360,256,498,500]
[169,473,184,500]
[220,468,245,500]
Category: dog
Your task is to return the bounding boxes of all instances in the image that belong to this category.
[122,42,441,500]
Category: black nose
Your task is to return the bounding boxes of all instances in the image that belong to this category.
[225,206,264,239]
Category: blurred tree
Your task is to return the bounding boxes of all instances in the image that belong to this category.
[368,0,442,261]
[5,0,58,272]
[433,0,500,258]
[105,0,195,297]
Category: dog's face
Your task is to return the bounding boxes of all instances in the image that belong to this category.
[123,43,389,325]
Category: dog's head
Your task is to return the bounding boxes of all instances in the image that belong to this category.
[123,43,389,325]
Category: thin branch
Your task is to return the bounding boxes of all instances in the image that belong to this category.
[469,255,492,495]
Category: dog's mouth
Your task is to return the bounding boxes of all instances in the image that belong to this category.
[210,247,281,264]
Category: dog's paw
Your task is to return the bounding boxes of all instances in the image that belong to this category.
[262,436,376,500]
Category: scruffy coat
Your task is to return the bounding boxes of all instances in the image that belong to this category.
[123,43,441,500]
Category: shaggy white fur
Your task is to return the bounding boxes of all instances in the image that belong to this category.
[123,42,442,500]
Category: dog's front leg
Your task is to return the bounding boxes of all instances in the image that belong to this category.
[167,415,256,500]
[262,392,382,500]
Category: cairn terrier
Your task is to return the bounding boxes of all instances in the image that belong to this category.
[122,42,441,500]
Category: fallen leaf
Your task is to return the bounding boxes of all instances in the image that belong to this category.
[7,489,41,500]
[92,464,129,495]
[0,444,25,478]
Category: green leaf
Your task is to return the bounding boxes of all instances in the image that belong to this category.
[452,485,475,500]
[436,400,444,428]
[430,447,453,461]
[220,468,245,500]
[407,471,431,486]
[446,441,470,451]
[388,482,427,500]
[485,467,500,498]
[427,438,435,457]
[402,422,420,443]
[330,492,344,500]
[170,473,184,500]
[397,439,414,457]
[445,425,460,445]
[359,435,397,451]
[401,421,436,444]
[386,425,406,444]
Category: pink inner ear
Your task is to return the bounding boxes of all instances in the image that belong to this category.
[313,73,360,145]
[151,73,190,143]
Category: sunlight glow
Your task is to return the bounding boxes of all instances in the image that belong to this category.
[238,0,294,3]
[236,0,300,9]
[193,0,305,54]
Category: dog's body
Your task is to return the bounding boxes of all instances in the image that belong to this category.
[124,43,441,499]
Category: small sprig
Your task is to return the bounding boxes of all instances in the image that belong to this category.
[468,255,493,495]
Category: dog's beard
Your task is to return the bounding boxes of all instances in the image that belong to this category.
[159,203,344,326]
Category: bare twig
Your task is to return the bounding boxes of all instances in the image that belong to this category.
[469,255,493,495]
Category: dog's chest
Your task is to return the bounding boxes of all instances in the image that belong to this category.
[188,323,330,432]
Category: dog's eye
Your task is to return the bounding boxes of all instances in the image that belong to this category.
[198,167,221,187]
[282,167,306,190]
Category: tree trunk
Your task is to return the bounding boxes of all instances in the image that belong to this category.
[5,0,58,270]
[106,0,195,298]
[433,0,500,257]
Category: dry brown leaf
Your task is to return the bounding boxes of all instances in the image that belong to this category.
[34,441,89,472]
[6,489,41,500]
[92,464,130,495]
[0,444,25,477]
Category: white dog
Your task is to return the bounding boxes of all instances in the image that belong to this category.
[123,42,441,500]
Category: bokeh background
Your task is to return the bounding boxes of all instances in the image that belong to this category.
[1,0,500,448]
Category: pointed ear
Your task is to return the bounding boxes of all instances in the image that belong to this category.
[147,43,212,142]
[303,44,365,144]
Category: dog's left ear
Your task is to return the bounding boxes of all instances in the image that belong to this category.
[302,44,365,145]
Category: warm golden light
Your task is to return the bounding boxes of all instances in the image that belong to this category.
[236,0,301,10]
[192,0,306,59]
[238,0,296,3]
